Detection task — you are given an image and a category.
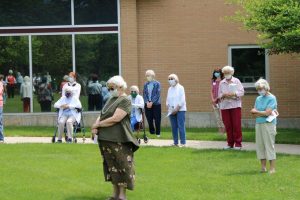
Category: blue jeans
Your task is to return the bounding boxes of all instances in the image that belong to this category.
[0,107,4,141]
[169,111,186,145]
[130,116,138,131]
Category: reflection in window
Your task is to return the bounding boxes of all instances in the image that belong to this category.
[75,34,119,111]
[32,35,72,112]
[231,47,266,83]
[0,0,71,27]
[0,36,29,113]
[74,0,118,25]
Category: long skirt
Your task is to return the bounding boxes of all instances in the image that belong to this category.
[99,140,136,190]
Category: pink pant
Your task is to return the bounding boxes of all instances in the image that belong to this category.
[221,107,242,147]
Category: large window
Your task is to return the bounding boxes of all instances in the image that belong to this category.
[0,0,120,113]
[228,46,268,88]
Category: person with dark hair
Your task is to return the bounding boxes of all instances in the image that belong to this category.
[87,74,102,111]
[211,68,225,134]
[5,69,16,98]
[37,76,53,112]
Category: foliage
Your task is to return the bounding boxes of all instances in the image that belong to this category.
[228,0,300,54]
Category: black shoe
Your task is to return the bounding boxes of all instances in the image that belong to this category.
[56,140,62,143]
[67,138,72,143]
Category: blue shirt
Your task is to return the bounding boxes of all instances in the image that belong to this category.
[147,82,154,101]
[255,94,277,124]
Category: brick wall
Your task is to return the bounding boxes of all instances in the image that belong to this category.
[120,0,300,118]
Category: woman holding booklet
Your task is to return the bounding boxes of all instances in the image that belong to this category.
[218,66,244,150]
[251,78,278,174]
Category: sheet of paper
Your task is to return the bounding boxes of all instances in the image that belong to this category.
[266,110,279,122]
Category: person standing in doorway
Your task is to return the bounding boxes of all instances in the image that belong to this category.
[143,69,162,137]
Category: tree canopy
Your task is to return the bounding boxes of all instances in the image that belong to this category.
[229,0,300,54]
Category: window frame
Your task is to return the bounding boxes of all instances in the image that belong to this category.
[228,45,269,88]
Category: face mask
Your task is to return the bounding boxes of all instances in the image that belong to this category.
[146,76,153,82]
[214,72,220,78]
[168,79,176,86]
[110,89,119,97]
[69,77,75,83]
[258,89,266,96]
[65,92,72,98]
[224,74,232,80]
[131,92,137,99]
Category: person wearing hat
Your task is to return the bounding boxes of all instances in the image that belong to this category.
[62,72,81,99]
[5,69,16,98]
[54,88,82,143]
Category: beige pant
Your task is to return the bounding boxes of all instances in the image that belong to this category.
[255,123,277,160]
[212,105,225,129]
[58,115,76,140]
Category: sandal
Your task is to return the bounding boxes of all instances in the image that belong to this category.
[106,197,115,200]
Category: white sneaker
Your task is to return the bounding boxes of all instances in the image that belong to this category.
[171,144,179,147]
[179,144,186,148]
[223,146,232,150]
[156,135,161,138]
[0,140,4,144]
[233,146,242,150]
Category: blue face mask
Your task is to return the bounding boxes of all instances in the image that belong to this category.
[65,92,72,98]
[214,72,220,78]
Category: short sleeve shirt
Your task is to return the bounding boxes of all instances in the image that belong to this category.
[255,94,277,124]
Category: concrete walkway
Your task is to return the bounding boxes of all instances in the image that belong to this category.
[3,137,300,155]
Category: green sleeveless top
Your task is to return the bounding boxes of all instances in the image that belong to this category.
[97,95,139,152]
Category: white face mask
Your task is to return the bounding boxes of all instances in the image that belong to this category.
[168,79,176,86]
[69,77,75,83]
[258,89,266,96]
[146,76,153,82]
[110,89,119,97]
[224,74,232,80]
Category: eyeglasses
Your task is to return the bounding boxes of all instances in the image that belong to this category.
[108,87,115,91]
[168,78,174,80]
[131,91,137,93]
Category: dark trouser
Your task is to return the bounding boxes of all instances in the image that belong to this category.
[7,85,15,98]
[22,97,30,112]
[144,104,161,135]
[88,94,102,111]
[40,100,52,112]
[221,107,242,147]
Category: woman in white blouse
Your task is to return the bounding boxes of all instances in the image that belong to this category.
[129,85,145,131]
[166,74,187,147]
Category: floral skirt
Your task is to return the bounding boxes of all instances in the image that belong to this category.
[99,140,135,190]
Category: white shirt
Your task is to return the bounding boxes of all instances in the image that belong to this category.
[166,83,187,111]
[128,94,144,122]
[54,96,82,123]
[62,82,81,99]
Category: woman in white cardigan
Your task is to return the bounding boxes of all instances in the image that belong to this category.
[54,88,82,143]
[128,85,144,131]
[166,74,187,147]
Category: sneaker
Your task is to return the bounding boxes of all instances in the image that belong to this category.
[67,138,72,143]
[179,144,186,148]
[171,144,179,147]
[156,135,161,138]
[223,146,232,150]
[56,140,62,143]
[0,140,4,144]
[233,146,242,150]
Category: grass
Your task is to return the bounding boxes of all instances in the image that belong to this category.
[4,126,300,145]
[0,144,299,200]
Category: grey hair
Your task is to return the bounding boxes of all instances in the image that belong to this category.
[107,75,127,90]
[130,85,139,93]
[145,70,155,77]
[24,76,30,82]
[222,66,235,75]
[254,78,270,91]
[168,74,179,83]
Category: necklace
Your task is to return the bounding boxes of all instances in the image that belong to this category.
[101,96,122,115]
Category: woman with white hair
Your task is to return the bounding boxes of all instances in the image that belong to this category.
[166,74,187,147]
[143,69,162,137]
[218,66,244,150]
[251,78,278,174]
[91,75,139,200]
[129,85,144,131]
[20,76,31,112]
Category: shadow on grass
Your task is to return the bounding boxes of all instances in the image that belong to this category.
[225,170,260,176]
[65,194,108,200]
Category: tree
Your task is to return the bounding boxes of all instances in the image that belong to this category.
[228,0,300,54]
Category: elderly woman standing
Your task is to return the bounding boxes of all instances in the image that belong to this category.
[91,76,139,200]
[20,76,31,112]
[166,74,187,147]
[143,70,162,137]
[251,79,278,174]
[218,66,244,150]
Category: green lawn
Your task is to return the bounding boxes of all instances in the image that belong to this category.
[0,144,299,200]
[4,126,300,145]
